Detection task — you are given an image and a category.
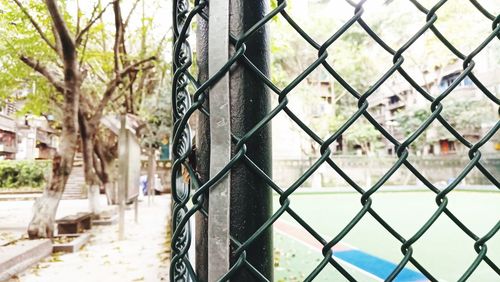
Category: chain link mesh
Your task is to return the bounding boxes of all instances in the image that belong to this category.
[171,0,500,281]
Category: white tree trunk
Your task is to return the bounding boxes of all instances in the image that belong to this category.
[27,0,80,239]
[105,182,117,205]
[88,184,101,214]
[28,190,62,238]
[147,148,156,204]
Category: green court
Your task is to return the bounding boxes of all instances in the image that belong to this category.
[273,190,500,281]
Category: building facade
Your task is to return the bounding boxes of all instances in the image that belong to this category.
[0,113,17,160]
[0,102,58,160]
[368,55,500,156]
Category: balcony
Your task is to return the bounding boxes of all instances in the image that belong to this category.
[0,114,16,133]
[387,99,406,110]
[36,128,57,147]
[0,143,16,153]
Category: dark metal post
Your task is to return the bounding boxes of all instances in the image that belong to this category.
[196,0,272,280]
[229,1,273,280]
[195,8,210,281]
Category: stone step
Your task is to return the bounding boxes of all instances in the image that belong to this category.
[62,166,86,200]
[0,239,52,281]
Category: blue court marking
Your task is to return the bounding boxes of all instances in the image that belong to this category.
[333,249,427,281]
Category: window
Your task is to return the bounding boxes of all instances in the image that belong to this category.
[389,95,400,104]
[439,140,457,155]
[439,73,473,92]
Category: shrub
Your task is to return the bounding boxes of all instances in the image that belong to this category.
[0,160,51,190]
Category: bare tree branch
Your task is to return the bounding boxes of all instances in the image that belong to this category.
[98,0,107,52]
[112,92,125,103]
[76,0,81,36]
[20,55,65,93]
[12,0,57,51]
[75,2,112,46]
[91,56,156,124]
[118,57,156,80]
[128,71,139,113]
[113,1,124,76]
[79,30,91,67]
[51,23,63,57]
[86,62,107,83]
[124,0,141,29]
[45,0,76,64]
[154,28,171,57]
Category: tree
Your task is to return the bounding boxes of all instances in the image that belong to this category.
[395,107,430,154]
[396,99,495,155]
[139,78,172,199]
[0,0,169,237]
[3,0,83,238]
[379,1,498,154]
[269,2,384,158]
[76,0,157,209]
[441,100,494,131]
[140,86,172,150]
[329,111,383,155]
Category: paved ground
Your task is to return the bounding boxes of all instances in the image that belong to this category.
[1,195,170,282]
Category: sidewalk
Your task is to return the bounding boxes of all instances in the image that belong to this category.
[1,195,170,282]
[0,194,41,202]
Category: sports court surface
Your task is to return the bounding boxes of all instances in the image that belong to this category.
[273,190,500,281]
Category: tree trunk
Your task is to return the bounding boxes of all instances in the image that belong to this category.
[78,110,103,214]
[28,88,80,238]
[28,0,81,239]
[28,80,80,239]
[94,136,117,204]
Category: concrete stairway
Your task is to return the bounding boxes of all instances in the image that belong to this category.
[62,159,87,200]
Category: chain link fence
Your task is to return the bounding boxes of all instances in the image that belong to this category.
[171,0,499,281]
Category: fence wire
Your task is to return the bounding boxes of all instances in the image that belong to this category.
[171,0,500,281]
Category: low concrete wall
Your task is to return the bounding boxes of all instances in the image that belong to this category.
[141,156,498,191]
[274,155,500,188]
[0,239,52,281]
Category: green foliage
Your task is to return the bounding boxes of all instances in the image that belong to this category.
[395,100,493,152]
[0,0,172,122]
[396,108,429,137]
[330,114,383,154]
[268,1,496,157]
[0,0,63,115]
[373,0,492,70]
[140,86,172,149]
[269,3,385,155]
[395,107,430,151]
[441,100,494,130]
[269,9,380,93]
[0,160,51,189]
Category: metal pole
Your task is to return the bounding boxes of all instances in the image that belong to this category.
[195,8,210,281]
[208,0,231,281]
[118,115,126,240]
[196,1,272,280]
[147,148,155,205]
[134,198,139,223]
[229,1,273,280]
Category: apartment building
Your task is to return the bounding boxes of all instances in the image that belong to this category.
[368,57,500,156]
[0,107,17,159]
[0,102,58,160]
